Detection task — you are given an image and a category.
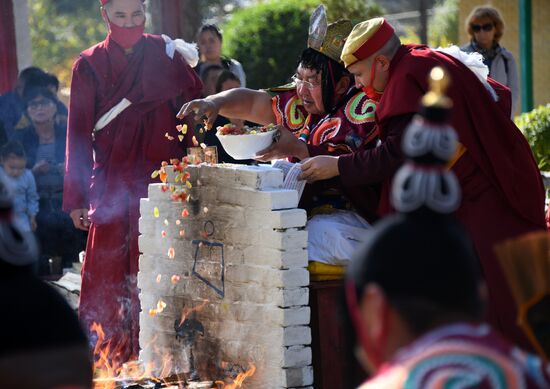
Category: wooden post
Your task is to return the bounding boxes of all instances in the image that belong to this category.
[149,0,202,42]
[0,0,18,93]
[519,0,533,112]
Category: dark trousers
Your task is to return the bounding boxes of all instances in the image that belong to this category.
[36,198,87,274]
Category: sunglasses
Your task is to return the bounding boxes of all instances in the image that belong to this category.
[27,99,54,110]
[471,23,494,32]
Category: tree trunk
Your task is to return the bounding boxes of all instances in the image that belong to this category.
[149,0,202,42]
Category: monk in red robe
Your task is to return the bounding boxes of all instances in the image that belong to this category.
[300,18,547,350]
[63,0,202,361]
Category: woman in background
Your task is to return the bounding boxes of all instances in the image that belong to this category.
[461,5,519,116]
[15,87,87,274]
[194,24,246,88]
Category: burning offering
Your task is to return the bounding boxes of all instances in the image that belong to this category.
[215,123,278,160]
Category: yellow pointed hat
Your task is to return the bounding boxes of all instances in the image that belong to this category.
[341,17,395,68]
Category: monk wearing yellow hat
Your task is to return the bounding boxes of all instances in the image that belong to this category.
[300,17,546,353]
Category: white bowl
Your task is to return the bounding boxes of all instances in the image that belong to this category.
[216,130,276,160]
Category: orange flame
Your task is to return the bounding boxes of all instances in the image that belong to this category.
[91,322,134,389]
[215,363,256,389]
[91,323,176,388]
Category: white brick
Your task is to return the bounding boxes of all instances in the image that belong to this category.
[282,365,314,387]
[226,265,309,288]
[283,326,311,346]
[244,208,307,229]
[223,285,308,307]
[284,346,312,368]
[217,187,298,210]
[281,288,309,307]
[146,183,174,202]
[281,306,311,326]
[198,163,284,190]
[242,246,308,269]
[225,228,307,250]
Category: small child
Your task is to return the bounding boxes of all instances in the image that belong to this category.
[0,141,39,232]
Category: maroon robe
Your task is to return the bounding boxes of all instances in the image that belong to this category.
[338,45,546,349]
[63,34,202,361]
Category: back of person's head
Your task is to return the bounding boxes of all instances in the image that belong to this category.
[18,66,45,85]
[0,140,26,162]
[466,5,505,42]
[201,64,224,97]
[15,67,46,96]
[215,70,241,93]
[0,169,92,388]
[348,212,483,335]
[0,273,93,389]
[45,72,60,93]
[197,23,223,41]
[22,86,58,109]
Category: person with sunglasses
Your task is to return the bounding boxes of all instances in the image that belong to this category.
[462,5,519,116]
[13,87,88,276]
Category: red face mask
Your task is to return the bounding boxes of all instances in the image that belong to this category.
[362,60,384,102]
[107,18,145,49]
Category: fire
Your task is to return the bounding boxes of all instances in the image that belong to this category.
[91,323,178,389]
[91,320,257,388]
[91,322,143,389]
[215,363,256,389]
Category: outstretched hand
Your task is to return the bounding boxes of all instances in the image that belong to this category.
[177,99,219,130]
[299,155,340,183]
[255,127,309,162]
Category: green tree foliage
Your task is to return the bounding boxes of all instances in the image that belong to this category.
[29,0,106,89]
[223,0,383,89]
[323,0,384,25]
[223,0,316,89]
[515,104,550,171]
[428,0,459,47]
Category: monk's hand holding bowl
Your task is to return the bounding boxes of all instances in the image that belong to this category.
[177,99,219,130]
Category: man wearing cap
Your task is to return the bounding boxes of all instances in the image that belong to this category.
[301,17,547,349]
[63,0,202,361]
[179,9,381,264]
[345,67,550,388]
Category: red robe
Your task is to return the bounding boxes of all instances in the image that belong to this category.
[338,45,546,349]
[63,34,202,361]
